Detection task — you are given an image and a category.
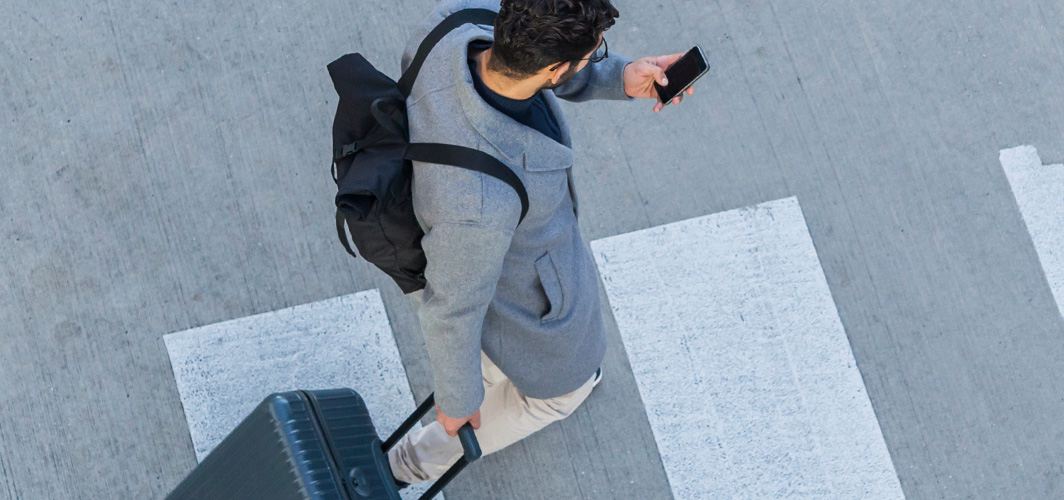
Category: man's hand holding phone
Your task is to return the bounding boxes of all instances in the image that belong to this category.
[623,47,708,113]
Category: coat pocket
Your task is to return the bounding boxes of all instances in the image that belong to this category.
[534,251,566,323]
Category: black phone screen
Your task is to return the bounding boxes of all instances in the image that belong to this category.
[653,46,709,104]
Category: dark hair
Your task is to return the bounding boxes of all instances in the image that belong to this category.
[489,0,620,79]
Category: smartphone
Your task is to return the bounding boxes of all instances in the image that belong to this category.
[653,46,709,106]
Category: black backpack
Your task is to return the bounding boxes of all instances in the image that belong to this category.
[327,8,529,294]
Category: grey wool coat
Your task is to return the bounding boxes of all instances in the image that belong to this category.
[400,0,634,419]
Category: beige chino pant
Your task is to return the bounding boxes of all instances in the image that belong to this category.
[387,350,597,484]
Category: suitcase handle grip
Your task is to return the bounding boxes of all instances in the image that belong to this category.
[382,392,482,499]
[456,422,481,462]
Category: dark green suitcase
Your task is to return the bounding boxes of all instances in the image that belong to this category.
[166,389,480,500]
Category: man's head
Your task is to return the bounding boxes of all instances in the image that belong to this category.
[489,0,620,86]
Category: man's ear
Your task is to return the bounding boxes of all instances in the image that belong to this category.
[549,62,571,85]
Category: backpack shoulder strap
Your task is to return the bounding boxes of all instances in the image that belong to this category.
[397,8,497,98]
[398,10,528,228]
[404,143,529,226]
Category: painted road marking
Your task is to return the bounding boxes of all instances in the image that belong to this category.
[591,197,904,499]
[164,290,440,499]
[1000,146,1064,317]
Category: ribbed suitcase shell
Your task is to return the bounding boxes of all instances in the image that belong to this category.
[167,389,401,500]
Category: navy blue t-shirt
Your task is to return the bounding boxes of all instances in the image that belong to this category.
[468,40,564,145]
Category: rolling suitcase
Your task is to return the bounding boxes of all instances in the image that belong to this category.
[166,389,481,500]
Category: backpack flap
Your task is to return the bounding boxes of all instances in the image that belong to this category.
[329,53,411,222]
[327,53,404,182]
[333,131,407,222]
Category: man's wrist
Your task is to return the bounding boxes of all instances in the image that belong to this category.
[622,61,633,97]
[619,59,637,100]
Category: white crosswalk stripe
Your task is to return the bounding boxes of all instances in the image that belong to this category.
[591,196,904,499]
[1000,146,1064,318]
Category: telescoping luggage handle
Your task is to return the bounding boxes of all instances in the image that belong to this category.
[382,393,481,499]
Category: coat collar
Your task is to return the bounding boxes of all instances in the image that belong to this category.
[453,28,574,171]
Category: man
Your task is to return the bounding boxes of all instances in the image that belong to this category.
[387,0,694,487]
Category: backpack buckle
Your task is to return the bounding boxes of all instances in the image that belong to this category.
[334,143,359,161]
[333,127,393,163]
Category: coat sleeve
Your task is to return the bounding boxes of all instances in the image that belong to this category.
[551,52,635,103]
[414,217,515,419]
[406,139,522,419]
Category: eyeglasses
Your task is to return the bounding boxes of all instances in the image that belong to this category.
[548,37,608,72]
